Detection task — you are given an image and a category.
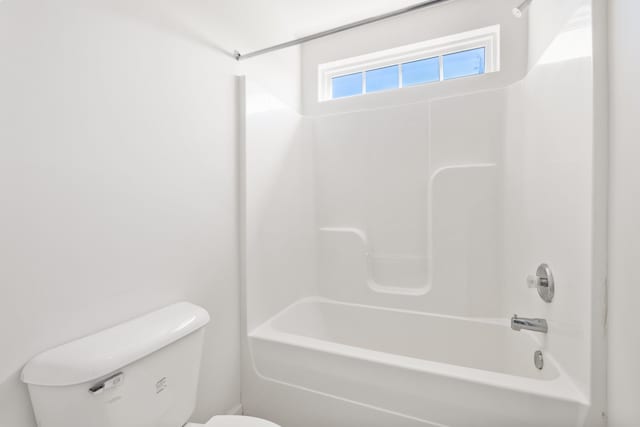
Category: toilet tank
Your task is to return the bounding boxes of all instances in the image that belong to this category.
[22,302,210,427]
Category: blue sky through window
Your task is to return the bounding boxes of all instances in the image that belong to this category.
[366,65,399,93]
[402,57,440,86]
[331,47,488,99]
[442,47,486,80]
[332,73,363,98]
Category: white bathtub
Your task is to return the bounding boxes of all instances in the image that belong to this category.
[249,298,589,427]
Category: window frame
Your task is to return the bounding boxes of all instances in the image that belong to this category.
[319,25,500,101]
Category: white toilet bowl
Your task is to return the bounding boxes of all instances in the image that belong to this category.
[188,415,280,427]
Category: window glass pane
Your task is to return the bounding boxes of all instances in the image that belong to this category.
[402,57,440,86]
[332,73,363,99]
[366,65,399,93]
[443,47,485,80]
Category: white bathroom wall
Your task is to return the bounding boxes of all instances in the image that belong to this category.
[503,1,606,421]
[0,2,237,424]
[0,1,300,426]
[608,0,640,425]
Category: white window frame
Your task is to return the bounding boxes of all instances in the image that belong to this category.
[318,25,501,101]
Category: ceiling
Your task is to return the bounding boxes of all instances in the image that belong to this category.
[216,0,436,51]
[103,0,454,56]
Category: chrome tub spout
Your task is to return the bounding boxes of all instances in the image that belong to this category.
[511,315,548,333]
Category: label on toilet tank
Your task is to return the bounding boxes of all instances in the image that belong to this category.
[155,377,168,394]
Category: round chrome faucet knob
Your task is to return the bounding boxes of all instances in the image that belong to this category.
[527,264,555,303]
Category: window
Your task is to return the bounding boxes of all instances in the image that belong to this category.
[402,57,440,87]
[319,25,500,101]
[366,65,400,93]
[443,47,486,79]
[332,73,363,99]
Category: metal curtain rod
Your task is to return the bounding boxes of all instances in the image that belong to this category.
[234,0,452,61]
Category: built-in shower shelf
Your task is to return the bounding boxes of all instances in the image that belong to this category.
[319,227,430,295]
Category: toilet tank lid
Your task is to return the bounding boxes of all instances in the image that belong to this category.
[21,302,210,386]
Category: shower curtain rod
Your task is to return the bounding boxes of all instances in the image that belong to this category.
[233,0,453,61]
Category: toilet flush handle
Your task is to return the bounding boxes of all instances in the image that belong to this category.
[89,372,124,395]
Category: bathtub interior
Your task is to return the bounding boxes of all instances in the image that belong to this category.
[262,298,560,382]
[241,0,604,425]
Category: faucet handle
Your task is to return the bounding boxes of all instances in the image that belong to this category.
[527,275,549,288]
[527,264,555,303]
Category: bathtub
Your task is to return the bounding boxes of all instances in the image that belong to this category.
[248,298,588,427]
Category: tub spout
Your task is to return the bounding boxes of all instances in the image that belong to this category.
[511,315,548,333]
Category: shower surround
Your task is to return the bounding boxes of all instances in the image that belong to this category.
[240,1,606,426]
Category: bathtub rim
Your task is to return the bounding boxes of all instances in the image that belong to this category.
[249,296,589,407]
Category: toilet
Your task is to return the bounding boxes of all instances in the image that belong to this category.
[187,416,278,427]
[21,302,280,427]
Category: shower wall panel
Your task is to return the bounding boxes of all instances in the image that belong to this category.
[242,79,318,332]
[314,90,504,316]
[502,1,602,415]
